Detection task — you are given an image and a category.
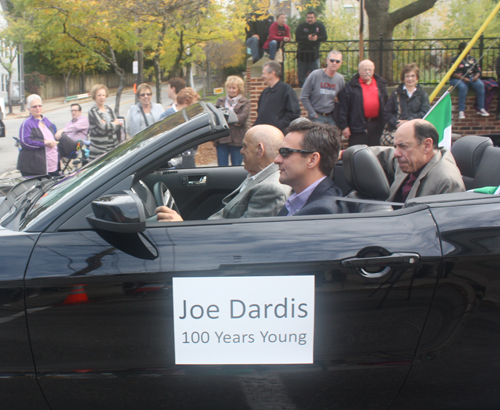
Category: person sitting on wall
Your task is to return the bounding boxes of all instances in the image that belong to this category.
[449,42,489,119]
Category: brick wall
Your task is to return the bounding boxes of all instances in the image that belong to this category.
[246,58,500,138]
[451,95,500,136]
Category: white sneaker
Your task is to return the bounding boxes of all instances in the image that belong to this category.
[458,111,465,119]
[477,108,490,117]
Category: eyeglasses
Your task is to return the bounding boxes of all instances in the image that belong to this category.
[139,93,152,97]
[30,105,42,108]
[278,147,315,158]
[70,109,80,112]
[329,59,342,64]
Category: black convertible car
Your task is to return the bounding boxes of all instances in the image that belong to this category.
[1,102,500,410]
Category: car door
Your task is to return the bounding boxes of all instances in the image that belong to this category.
[391,194,500,410]
[143,165,248,220]
[24,203,441,410]
[0,230,50,410]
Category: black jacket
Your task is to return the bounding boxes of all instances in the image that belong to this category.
[337,73,388,134]
[295,21,327,62]
[278,177,347,216]
[245,14,274,48]
[383,84,430,131]
[254,81,301,134]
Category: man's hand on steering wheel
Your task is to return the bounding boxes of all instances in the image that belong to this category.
[156,206,184,222]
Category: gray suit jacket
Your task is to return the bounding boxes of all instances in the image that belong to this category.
[370,146,465,201]
[209,164,291,219]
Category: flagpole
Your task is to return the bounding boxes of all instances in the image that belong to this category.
[428,0,500,103]
[423,88,451,120]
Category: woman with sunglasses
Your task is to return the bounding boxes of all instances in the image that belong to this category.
[127,83,164,137]
[88,84,122,161]
[17,94,59,177]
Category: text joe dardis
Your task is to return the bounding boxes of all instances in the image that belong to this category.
[179,297,310,346]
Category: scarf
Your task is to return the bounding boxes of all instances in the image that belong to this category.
[225,94,241,111]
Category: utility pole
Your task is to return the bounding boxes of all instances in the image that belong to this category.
[359,0,364,61]
[19,43,25,111]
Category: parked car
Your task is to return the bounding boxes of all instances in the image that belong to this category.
[1,103,500,410]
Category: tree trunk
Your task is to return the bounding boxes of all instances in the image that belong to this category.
[114,65,126,117]
[6,74,12,115]
[154,56,162,104]
[80,70,85,94]
[170,31,184,79]
[63,69,72,98]
[365,0,439,83]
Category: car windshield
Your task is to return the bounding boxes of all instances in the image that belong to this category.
[19,104,207,230]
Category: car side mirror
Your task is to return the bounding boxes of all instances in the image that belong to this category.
[87,190,146,233]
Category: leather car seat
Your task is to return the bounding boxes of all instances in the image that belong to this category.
[342,145,393,213]
[451,135,500,189]
[451,135,494,190]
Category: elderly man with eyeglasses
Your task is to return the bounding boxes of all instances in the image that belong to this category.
[338,59,388,147]
[274,121,347,216]
[300,50,345,126]
[55,103,89,142]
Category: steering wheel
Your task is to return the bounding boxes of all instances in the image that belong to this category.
[153,182,180,214]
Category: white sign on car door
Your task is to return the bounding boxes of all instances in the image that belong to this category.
[173,276,315,365]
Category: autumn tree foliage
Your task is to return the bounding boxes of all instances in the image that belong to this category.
[4,0,246,110]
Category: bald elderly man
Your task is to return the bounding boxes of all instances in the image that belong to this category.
[338,59,388,146]
[370,119,465,202]
[156,125,291,221]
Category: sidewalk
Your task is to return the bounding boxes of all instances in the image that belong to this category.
[4,86,135,120]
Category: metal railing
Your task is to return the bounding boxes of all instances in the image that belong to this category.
[283,35,500,87]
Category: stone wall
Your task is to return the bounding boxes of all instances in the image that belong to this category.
[246,58,500,138]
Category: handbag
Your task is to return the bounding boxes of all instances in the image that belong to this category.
[380,93,401,146]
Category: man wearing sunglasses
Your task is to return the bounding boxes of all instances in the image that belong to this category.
[274,122,347,216]
[55,104,89,142]
[156,125,291,222]
[300,50,345,126]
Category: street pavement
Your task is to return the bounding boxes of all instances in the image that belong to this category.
[0,83,182,178]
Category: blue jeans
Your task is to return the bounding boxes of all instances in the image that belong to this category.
[297,59,320,87]
[309,114,336,126]
[216,144,243,166]
[246,37,264,63]
[449,78,485,111]
[268,40,278,60]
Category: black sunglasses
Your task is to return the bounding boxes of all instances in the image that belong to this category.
[329,59,342,64]
[139,93,152,97]
[279,147,315,158]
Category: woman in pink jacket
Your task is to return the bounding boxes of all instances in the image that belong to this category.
[263,13,291,61]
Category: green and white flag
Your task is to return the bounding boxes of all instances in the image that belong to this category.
[423,91,452,150]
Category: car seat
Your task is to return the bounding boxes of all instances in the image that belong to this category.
[342,145,393,213]
[451,135,500,190]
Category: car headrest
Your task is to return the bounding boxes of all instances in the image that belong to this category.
[343,145,390,200]
[451,135,493,178]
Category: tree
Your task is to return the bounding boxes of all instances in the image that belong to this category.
[435,0,500,38]
[365,0,439,81]
[205,38,247,87]
[10,0,138,115]
[116,0,213,103]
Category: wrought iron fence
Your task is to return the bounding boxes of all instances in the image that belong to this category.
[283,35,500,87]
